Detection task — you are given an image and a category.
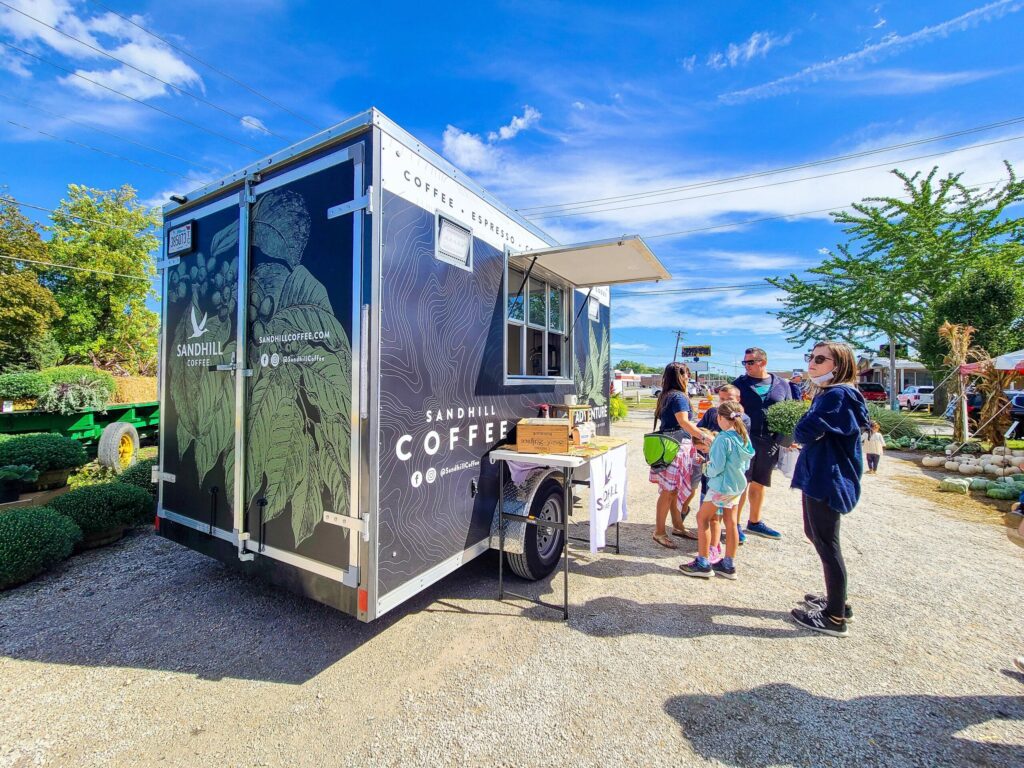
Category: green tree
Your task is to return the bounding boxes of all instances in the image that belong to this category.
[919,257,1024,373]
[770,165,1024,352]
[44,185,159,374]
[0,196,62,371]
[615,359,660,373]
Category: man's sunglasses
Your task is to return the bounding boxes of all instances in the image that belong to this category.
[741,359,763,366]
[804,353,833,364]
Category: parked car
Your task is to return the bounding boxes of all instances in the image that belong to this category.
[898,385,934,411]
[856,382,889,402]
[943,391,983,424]
[1009,390,1024,438]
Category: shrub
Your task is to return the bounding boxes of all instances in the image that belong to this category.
[0,464,39,483]
[0,371,48,401]
[40,365,116,402]
[609,394,628,422]
[765,399,811,436]
[48,482,155,535]
[867,404,922,440]
[0,506,82,590]
[0,432,87,472]
[68,461,118,489]
[36,378,110,414]
[118,457,157,499]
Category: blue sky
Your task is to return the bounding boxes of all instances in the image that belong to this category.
[2,1,1023,377]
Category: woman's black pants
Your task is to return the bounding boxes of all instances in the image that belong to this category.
[802,494,847,619]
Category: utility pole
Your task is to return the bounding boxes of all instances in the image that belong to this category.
[888,337,898,411]
[672,330,684,362]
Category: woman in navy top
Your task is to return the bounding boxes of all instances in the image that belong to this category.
[650,362,710,549]
[789,341,870,638]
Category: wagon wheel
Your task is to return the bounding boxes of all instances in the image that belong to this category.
[97,422,140,474]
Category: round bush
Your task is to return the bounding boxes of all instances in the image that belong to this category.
[0,432,88,472]
[765,399,811,436]
[47,482,154,535]
[0,371,48,401]
[117,457,157,498]
[0,506,82,590]
[609,394,628,422]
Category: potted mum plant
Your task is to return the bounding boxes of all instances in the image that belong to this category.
[0,465,38,503]
[765,400,811,447]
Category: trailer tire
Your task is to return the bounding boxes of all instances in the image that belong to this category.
[97,422,139,473]
[506,477,565,580]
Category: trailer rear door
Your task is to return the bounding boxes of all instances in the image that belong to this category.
[158,195,242,538]
[240,142,367,581]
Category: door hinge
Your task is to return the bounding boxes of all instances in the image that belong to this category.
[153,469,176,483]
[323,510,370,541]
[327,187,372,220]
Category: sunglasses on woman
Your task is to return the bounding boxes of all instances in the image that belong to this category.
[804,353,833,364]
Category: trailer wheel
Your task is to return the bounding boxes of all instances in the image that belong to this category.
[506,477,565,580]
[97,422,139,473]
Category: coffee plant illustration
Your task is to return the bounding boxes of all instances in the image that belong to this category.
[575,323,610,408]
[169,189,351,546]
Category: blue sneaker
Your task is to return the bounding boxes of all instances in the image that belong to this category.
[679,558,712,579]
[737,524,746,545]
[746,520,782,539]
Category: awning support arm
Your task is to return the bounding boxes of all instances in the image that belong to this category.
[511,256,538,313]
[564,287,593,346]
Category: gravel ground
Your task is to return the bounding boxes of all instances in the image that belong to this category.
[2,414,1023,767]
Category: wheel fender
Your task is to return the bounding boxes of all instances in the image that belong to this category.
[487,466,564,554]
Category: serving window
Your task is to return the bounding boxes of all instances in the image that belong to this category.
[505,262,571,382]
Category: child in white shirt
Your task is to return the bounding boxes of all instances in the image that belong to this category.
[862,421,885,474]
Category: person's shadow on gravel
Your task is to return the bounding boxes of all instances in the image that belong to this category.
[526,596,801,640]
[665,683,1024,767]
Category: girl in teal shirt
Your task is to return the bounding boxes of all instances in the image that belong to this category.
[680,400,755,580]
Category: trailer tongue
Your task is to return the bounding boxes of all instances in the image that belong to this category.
[155,109,670,621]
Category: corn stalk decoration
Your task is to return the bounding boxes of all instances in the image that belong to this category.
[975,361,1014,447]
[937,321,986,443]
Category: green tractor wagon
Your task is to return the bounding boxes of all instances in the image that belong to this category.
[0,401,159,473]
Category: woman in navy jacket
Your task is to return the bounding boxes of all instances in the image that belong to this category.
[789,341,870,637]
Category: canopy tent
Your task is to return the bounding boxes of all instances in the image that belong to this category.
[959,349,1024,375]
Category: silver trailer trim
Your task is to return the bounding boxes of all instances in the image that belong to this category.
[375,537,491,618]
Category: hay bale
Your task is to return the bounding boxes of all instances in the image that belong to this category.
[111,376,157,405]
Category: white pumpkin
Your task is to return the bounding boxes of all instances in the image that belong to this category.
[1007,466,1022,476]
[987,466,1007,476]
[958,464,982,475]
[1013,449,1024,457]
[993,446,1010,456]
[921,456,945,467]
[944,461,960,471]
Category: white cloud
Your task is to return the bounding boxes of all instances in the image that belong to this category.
[487,105,542,142]
[572,100,586,110]
[240,115,270,134]
[0,44,31,77]
[442,106,542,173]
[442,125,500,173]
[142,168,219,210]
[679,55,696,73]
[694,249,809,271]
[707,31,793,69]
[0,0,203,101]
[720,0,1024,103]
[837,68,1004,95]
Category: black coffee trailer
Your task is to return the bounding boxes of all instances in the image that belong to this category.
[156,109,670,621]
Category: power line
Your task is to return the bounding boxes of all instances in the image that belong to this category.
[86,0,320,131]
[1,41,262,154]
[0,91,216,174]
[3,197,157,233]
[7,119,196,181]
[0,252,155,282]
[527,134,1024,220]
[0,1,288,141]
[517,114,1024,214]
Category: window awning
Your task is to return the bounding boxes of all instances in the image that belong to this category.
[509,235,670,288]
